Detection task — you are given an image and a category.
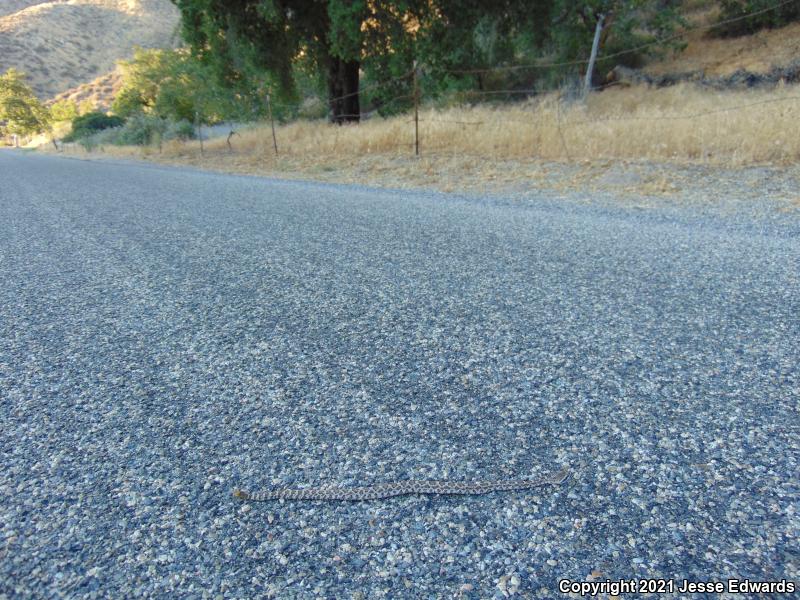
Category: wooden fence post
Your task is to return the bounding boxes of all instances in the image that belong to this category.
[195,111,204,156]
[556,95,571,161]
[267,92,278,156]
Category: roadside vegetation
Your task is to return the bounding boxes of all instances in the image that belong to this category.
[8,0,800,169]
[91,82,799,175]
[0,68,51,144]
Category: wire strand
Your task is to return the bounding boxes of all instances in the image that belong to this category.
[438,0,798,75]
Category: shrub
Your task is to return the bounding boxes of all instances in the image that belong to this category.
[111,87,147,119]
[712,0,800,37]
[63,111,123,141]
[69,117,195,148]
[76,126,123,150]
[116,113,168,146]
[49,99,78,123]
[165,120,196,141]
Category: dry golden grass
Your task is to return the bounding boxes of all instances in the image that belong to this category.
[646,15,800,77]
[178,84,800,165]
[60,83,799,200]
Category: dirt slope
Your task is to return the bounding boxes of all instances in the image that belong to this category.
[646,4,800,76]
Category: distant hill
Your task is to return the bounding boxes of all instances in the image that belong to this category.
[50,67,124,111]
[1,1,46,16]
[0,0,179,102]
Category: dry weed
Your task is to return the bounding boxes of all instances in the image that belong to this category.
[184,84,800,165]
[55,84,800,199]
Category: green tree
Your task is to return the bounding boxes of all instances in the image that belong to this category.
[0,69,51,138]
[545,0,685,82]
[113,47,261,123]
[420,1,685,92]
[62,111,124,142]
[170,1,686,124]
[172,0,432,123]
[49,99,79,122]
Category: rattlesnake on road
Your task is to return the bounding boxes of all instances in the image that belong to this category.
[233,466,570,502]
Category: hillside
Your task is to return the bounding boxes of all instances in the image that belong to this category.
[0,1,46,15]
[50,67,124,111]
[0,0,179,101]
[646,3,800,76]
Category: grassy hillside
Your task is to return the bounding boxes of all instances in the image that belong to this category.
[0,0,178,101]
[50,67,124,111]
[646,3,800,76]
[0,2,44,17]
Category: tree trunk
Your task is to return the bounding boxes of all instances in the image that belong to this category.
[328,57,360,124]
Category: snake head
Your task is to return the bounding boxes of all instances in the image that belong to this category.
[232,489,249,500]
[551,467,570,484]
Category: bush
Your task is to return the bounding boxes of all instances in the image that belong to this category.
[165,120,196,141]
[712,0,800,37]
[67,116,196,148]
[76,126,123,151]
[111,87,147,119]
[63,111,123,141]
[49,99,78,123]
[116,114,168,146]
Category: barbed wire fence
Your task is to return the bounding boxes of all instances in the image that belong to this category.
[61,0,799,162]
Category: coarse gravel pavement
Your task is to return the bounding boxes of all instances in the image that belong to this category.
[1,151,798,598]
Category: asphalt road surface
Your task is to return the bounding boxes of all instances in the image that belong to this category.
[1,151,798,598]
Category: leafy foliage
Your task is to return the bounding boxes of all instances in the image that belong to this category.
[363,0,685,110]
[49,99,79,123]
[0,69,51,137]
[53,0,687,145]
[115,113,169,146]
[171,0,434,122]
[712,0,800,37]
[63,111,124,142]
[113,48,264,124]
[71,116,196,149]
[168,120,197,141]
[539,0,686,87]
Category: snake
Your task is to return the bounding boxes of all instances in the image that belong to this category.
[233,466,570,502]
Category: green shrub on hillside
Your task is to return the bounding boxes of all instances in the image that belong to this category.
[712,0,800,37]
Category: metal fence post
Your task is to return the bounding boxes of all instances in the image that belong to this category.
[583,13,605,99]
[413,60,420,156]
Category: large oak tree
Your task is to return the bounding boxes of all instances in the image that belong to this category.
[171,1,684,123]
[172,0,432,123]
